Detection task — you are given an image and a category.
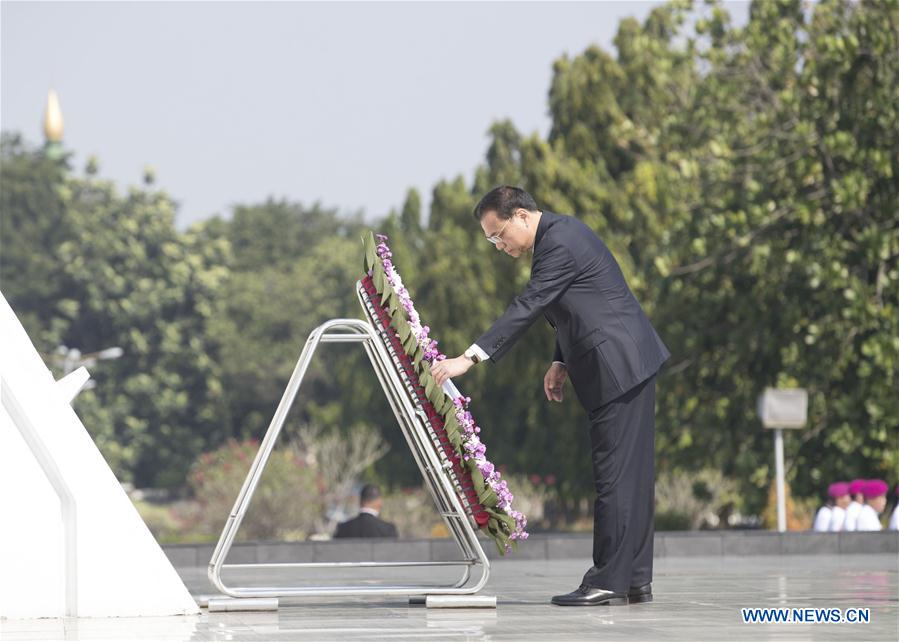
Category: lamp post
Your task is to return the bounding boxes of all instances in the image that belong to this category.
[757,388,807,532]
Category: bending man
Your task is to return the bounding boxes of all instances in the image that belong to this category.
[431,186,669,606]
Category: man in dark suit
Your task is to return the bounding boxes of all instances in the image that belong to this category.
[431,186,669,606]
[334,484,398,539]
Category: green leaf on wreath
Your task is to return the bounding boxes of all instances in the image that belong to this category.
[387,310,398,333]
[497,513,517,531]
[363,232,377,272]
[403,330,418,354]
[373,261,386,293]
[390,294,401,317]
[483,508,515,533]
[479,488,498,506]
[398,319,411,343]
[470,465,486,496]
[403,323,414,344]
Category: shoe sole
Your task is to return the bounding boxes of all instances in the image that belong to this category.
[628,593,653,604]
[551,596,629,606]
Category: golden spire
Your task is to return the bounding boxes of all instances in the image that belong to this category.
[43,89,64,143]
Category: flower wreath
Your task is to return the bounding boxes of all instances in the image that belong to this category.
[361,231,528,553]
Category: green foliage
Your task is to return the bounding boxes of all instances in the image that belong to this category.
[181,438,320,541]
[360,0,899,515]
[2,135,229,486]
[0,133,76,346]
[654,468,741,530]
[1,0,895,522]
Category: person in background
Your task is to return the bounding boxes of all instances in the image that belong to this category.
[828,482,852,531]
[334,484,398,538]
[840,479,866,531]
[816,482,848,532]
[812,486,834,532]
[856,479,888,531]
[888,485,898,531]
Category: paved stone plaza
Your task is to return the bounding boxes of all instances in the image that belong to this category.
[1,554,896,641]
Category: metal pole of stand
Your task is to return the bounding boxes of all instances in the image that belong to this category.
[206,281,491,606]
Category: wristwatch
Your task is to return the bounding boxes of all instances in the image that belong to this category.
[463,347,481,364]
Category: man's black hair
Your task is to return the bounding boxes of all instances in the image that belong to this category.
[473,185,538,221]
[360,483,381,505]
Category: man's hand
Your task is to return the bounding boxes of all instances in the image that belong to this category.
[431,355,474,387]
[544,362,567,402]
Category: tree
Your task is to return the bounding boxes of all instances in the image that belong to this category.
[374,0,899,514]
[1,135,230,487]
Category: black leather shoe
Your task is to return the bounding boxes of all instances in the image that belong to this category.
[551,584,628,606]
[628,583,653,604]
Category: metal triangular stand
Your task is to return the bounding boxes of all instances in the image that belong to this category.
[207,280,490,603]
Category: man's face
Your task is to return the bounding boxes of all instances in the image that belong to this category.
[480,209,529,257]
[868,495,886,514]
[836,494,851,509]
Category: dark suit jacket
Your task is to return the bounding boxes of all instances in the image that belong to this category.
[476,210,670,411]
[334,512,398,539]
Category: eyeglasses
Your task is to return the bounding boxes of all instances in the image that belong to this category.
[485,218,512,245]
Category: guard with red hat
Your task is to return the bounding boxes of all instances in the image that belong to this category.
[840,478,866,531]
[856,479,888,531]
[818,482,849,532]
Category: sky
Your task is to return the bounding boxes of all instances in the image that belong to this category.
[2,1,750,229]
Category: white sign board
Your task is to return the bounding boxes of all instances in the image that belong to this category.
[758,388,808,429]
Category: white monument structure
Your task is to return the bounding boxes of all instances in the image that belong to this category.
[0,292,199,618]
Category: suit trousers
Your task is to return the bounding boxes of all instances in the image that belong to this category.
[581,374,655,593]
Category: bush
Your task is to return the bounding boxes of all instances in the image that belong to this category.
[178,438,322,541]
[761,480,814,531]
[134,424,392,543]
[654,469,741,530]
[378,486,445,539]
[377,473,555,539]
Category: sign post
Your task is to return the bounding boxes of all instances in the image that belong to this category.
[757,388,808,532]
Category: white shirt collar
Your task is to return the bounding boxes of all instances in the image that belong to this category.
[359,507,380,517]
